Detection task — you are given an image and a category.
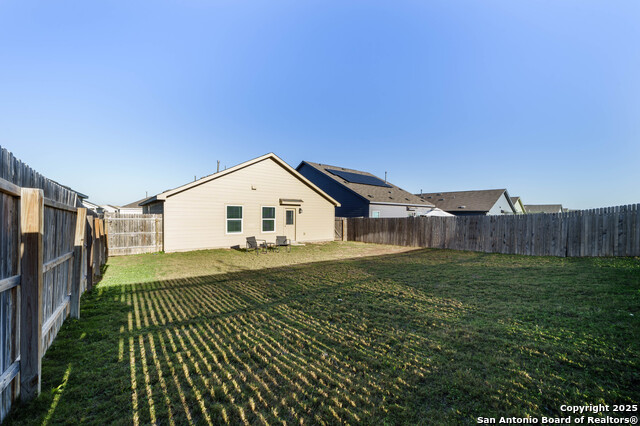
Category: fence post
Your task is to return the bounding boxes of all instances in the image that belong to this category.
[102,217,108,260]
[101,219,106,266]
[86,217,94,291]
[342,218,347,241]
[93,217,100,277]
[155,216,160,252]
[70,208,87,319]
[19,188,44,402]
[99,219,104,268]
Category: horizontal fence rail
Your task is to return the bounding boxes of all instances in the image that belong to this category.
[0,145,107,422]
[347,204,640,258]
[104,213,163,255]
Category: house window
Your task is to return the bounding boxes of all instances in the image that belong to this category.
[372,211,380,218]
[262,206,276,232]
[226,206,243,234]
[286,210,294,225]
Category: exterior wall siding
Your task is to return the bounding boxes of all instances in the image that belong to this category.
[370,204,406,218]
[118,207,143,214]
[296,163,369,217]
[143,202,164,215]
[163,158,335,252]
[369,204,435,218]
[487,193,516,215]
[513,200,525,214]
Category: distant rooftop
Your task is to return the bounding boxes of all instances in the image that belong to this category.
[122,196,154,208]
[524,204,564,214]
[299,161,434,207]
[417,189,511,213]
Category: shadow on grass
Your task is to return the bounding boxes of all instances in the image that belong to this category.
[5,250,640,425]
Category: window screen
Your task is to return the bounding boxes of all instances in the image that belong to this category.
[226,206,243,233]
[262,207,275,232]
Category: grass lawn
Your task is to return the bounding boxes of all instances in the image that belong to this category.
[5,242,639,425]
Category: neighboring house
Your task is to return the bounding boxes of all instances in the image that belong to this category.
[100,204,119,213]
[296,161,435,218]
[510,196,526,214]
[81,199,101,214]
[423,208,455,217]
[120,196,154,214]
[524,204,563,214]
[141,153,339,252]
[417,189,517,216]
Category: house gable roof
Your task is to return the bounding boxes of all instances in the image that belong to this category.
[510,196,526,210]
[145,153,339,206]
[122,196,153,208]
[81,199,100,209]
[297,161,434,207]
[417,189,515,213]
[524,204,563,214]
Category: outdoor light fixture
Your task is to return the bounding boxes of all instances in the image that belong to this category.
[299,208,303,214]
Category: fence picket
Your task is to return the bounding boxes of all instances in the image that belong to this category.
[346,204,640,258]
[0,146,107,418]
[104,213,164,256]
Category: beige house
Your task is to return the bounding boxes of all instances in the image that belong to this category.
[141,153,340,252]
[510,196,526,214]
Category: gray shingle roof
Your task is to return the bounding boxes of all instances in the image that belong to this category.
[122,196,154,208]
[417,189,509,213]
[300,161,434,207]
[524,204,563,214]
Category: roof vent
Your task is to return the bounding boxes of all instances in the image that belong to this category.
[439,198,445,201]
[458,205,466,209]
[405,198,409,201]
[389,197,393,200]
[436,193,442,196]
[368,194,373,198]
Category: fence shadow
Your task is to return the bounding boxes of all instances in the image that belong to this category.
[5,250,639,424]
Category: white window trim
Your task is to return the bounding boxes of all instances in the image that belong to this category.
[226,205,243,234]
[261,206,276,233]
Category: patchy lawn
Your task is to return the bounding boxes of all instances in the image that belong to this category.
[6,242,639,425]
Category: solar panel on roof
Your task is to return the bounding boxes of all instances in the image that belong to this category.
[326,169,392,187]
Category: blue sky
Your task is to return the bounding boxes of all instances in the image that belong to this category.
[1,1,638,208]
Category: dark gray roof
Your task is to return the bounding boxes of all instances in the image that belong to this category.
[299,161,434,207]
[510,196,521,204]
[524,204,563,214]
[122,196,154,208]
[417,189,511,213]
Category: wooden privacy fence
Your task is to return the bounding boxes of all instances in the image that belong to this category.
[0,146,107,421]
[105,213,163,255]
[347,204,640,257]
